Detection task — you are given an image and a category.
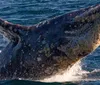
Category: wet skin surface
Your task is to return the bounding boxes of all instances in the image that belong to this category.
[0,4,100,80]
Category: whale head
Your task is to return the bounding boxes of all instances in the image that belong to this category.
[0,4,100,80]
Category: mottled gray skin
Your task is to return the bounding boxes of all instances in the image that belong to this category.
[0,4,100,80]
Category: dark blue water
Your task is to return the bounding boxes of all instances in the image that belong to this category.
[0,0,100,25]
[0,80,79,85]
[0,0,100,85]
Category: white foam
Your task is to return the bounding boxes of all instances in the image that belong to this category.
[39,60,89,83]
[38,47,100,83]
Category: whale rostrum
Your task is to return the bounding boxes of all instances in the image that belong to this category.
[0,4,100,80]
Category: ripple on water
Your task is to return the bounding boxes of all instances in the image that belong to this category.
[0,0,100,84]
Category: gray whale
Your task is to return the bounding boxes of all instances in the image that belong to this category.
[0,4,100,80]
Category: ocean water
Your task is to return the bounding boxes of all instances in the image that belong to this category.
[0,0,100,85]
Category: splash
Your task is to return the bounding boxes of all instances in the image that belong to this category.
[39,48,100,83]
[39,59,89,83]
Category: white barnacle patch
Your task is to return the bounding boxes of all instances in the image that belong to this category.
[45,67,52,74]
[69,25,72,28]
[50,43,54,49]
[25,31,29,36]
[54,22,58,25]
[42,40,46,44]
[0,26,4,33]
[42,20,47,25]
[47,21,50,25]
[57,45,67,53]
[37,35,41,41]
[53,56,59,61]
[69,13,73,16]
[32,49,35,52]
[74,25,77,28]
[40,45,43,47]
[14,28,17,32]
[37,57,42,62]
[29,52,31,56]
[43,44,51,57]
[46,31,49,34]
[41,64,45,67]
[4,20,9,24]
[24,45,27,48]
[28,44,31,47]
[0,50,2,53]
[21,50,24,54]
[38,50,43,53]
[9,26,12,30]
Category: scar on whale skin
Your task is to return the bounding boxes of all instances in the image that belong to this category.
[0,4,100,80]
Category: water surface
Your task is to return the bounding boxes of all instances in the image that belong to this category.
[0,0,100,85]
